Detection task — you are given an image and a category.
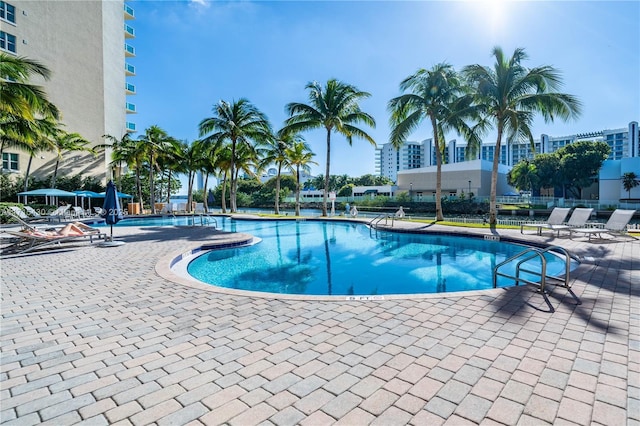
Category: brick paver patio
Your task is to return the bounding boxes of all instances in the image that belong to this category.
[1,218,638,425]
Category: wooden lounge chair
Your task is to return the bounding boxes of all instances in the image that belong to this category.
[520,207,571,236]
[569,209,637,241]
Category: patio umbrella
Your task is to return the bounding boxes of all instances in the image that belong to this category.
[100,181,125,246]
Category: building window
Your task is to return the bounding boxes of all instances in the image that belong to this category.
[0,31,16,53]
[0,1,16,23]
[2,152,18,171]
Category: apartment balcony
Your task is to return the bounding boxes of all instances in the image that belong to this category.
[124,3,134,19]
[124,23,135,39]
[126,122,136,133]
[125,43,135,57]
[125,63,135,76]
[125,82,136,95]
[126,102,136,114]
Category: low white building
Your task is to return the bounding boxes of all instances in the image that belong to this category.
[599,157,640,203]
[396,159,516,199]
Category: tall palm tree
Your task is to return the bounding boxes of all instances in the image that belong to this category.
[50,130,94,188]
[285,79,376,216]
[463,47,581,225]
[388,63,480,221]
[199,99,272,213]
[286,140,317,216]
[137,125,173,213]
[100,133,135,186]
[259,129,304,215]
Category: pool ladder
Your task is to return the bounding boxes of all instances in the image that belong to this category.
[493,245,574,294]
[188,214,218,228]
[369,214,395,237]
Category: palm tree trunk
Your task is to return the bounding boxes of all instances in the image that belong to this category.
[431,116,444,221]
[51,159,60,189]
[221,171,228,213]
[203,174,209,212]
[489,127,504,225]
[23,156,33,203]
[187,171,195,212]
[295,165,301,216]
[230,139,237,213]
[166,170,172,203]
[322,129,331,217]
[136,168,144,213]
[275,163,282,215]
[149,154,156,214]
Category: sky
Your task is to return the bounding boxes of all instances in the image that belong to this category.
[130,0,640,178]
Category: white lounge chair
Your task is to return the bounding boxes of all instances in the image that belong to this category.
[520,207,571,236]
[22,205,44,220]
[569,209,637,241]
[45,205,71,222]
[6,206,43,223]
[71,206,86,219]
[541,207,594,237]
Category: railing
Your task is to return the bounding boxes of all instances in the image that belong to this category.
[125,63,136,75]
[368,213,395,237]
[188,214,217,228]
[493,245,573,294]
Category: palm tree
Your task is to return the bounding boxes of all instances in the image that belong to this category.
[1,54,59,175]
[259,129,305,215]
[50,130,94,188]
[0,54,59,121]
[286,140,317,216]
[100,133,135,186]
[388,63,481,221]
[199,99,272,213]
[622,172,639,200]
[285,79,376,216]
[137,125,173,213]
[463,47,581,225]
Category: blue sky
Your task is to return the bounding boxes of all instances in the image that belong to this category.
[130,0,639,178]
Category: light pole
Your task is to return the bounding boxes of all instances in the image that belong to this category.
[410,182,413,201]
[468,180,471,195]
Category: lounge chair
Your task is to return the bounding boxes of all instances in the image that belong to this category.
[569,209,637,241]
[71,206,86,219]
[5,206,43,223]
[541,207,594,237]
[22,205,44,220]
[520,207,571,236]
[45,205,71,222]
[2,222,105,254]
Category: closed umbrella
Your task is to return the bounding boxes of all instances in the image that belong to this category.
[100,181,125,246]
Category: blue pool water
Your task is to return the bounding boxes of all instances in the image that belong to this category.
[166,217,571,296]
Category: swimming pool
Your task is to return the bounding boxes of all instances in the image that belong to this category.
[169,217,573,296]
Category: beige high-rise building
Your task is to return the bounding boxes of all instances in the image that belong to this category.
[1,0,136,184]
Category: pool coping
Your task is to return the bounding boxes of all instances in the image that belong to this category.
[156,216,583,302]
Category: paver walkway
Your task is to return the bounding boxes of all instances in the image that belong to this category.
[1,219,638,425]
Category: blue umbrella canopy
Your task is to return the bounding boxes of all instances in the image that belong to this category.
[101,181,124,242]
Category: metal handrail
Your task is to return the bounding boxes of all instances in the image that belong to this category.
[368,214,394,237]
[188,214,218,228]
[493,245,572,293]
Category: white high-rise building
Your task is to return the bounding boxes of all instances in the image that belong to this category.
[376,122,639,182]
[2,0,136,183]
